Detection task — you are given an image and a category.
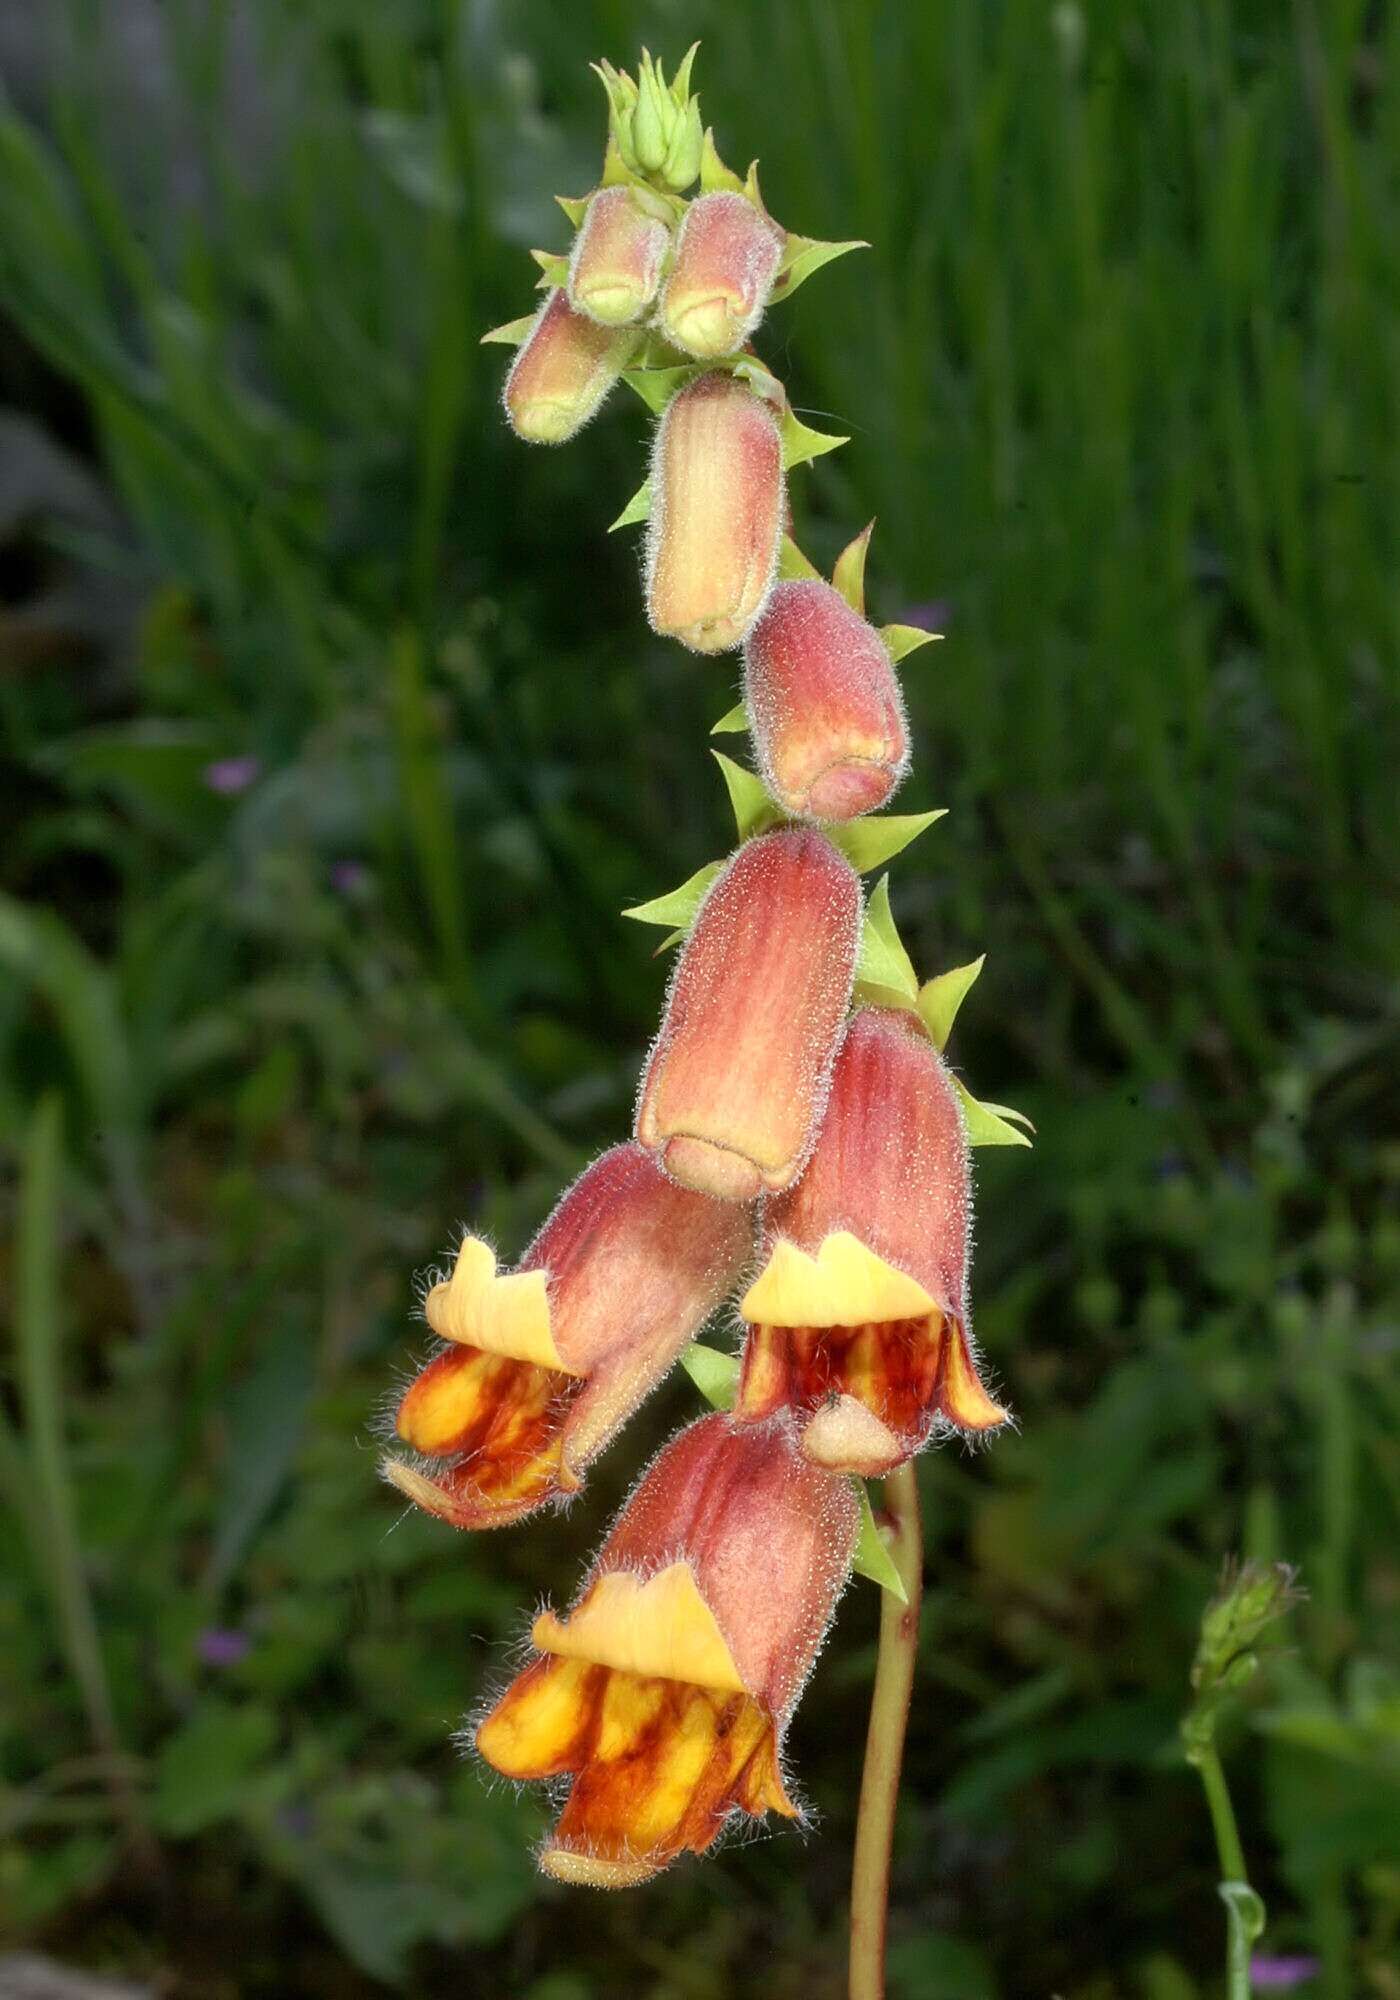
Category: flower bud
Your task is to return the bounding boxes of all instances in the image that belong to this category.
[475,1413,857,1886]
[736,1007,1009,1473]
[659,193,785,360]
[661,98,705,192]
[635,826,860,1202]
[567,186,670,327]
[503,289,638,445]
[382,1144,751,1529]
[744,578,911,820]
[645,372,785,654]
[631,55,671,174]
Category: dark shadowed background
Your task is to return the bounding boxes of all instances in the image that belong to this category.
[1,2,1397,1996]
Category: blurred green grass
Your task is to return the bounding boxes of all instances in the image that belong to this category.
[0,2,1397,1995]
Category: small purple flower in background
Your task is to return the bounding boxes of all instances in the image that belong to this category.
[1250,1957,1320,1991]
[330,859,368,896]
[893,597,952,634]
[197,1627,251,1668]
[202,755,261,796]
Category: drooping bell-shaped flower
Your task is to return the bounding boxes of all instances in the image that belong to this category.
[383,1145,751,1529]
[504,289,639,444]
[658,192,785,360]
[744,578,910,820]
[645,372,785,655]
[735,1007,1009,1474]
[635,826,861,1202]
[567,185,671,327]
[476,1411,857,1886]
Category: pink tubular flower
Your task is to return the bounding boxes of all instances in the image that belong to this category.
[382,1144,752,1529]
[744,578,911,820]
[658,192,786,359]
[635,826,861,1201]
[504,289,638,444]
[567,185,671,326]
[644,372,785,655]
[475,1412,857,1887]
[735,1006,1009,1474]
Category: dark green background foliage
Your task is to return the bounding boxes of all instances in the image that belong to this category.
[1,2,1397,1994]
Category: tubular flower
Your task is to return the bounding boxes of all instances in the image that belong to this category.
[658,192,786,360]
[476,1412,858,1886]
[645,372,785,655]
[635,826,861,1202]
[504,289,639,444]
[382,1144,751,1529]
[735,1006,1009,1474]
[567,185,671,327]
[744,578,911,821]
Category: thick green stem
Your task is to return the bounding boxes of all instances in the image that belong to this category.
[849,1462,923,2000]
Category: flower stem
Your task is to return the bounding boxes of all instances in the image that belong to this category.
[849,1462,923,2000]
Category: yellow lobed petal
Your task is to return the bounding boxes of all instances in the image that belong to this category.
[424,1236,577,1374]
[739,1230,935,1329]
[532,1562,746,1695]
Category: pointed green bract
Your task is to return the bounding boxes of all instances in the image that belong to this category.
[917,956,986,1050]
[854,875,917,1004]
[832,520,875,614]
[953,1076,1034,1148]
[609,479,651,532]
[712,751,782,840]
[881,622,942,663]
[778,537,822,581]
[699,126,746,195]
[556,192,590,228]
[622,860,723,933]
[771,233,869,303]
[781,406,849,468]
[680,1340,740,1411]
[828,809,946,874]
[711,701,748,735]
[852,1483,909,1601]
[622,362,700,413]
[532,252,569,290]
[480,314,535,348]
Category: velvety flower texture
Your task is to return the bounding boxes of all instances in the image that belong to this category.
[475,1412,858,1886]
[658,192,785,359]
[735,1006,1009,1474]
[504,289,638,444]
[744,578,910,820]
[383,1144,751,1528]
[635,826,861,1202]
[644,372,785,655]
[567,185,671,327]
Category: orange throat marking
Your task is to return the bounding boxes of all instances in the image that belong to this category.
[389,1343,582,1525]
[736,1310,1005,1445]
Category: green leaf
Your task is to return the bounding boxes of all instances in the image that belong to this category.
[852,1483,908,1601]
[771,234,869,303]
[609,479,651,532]
[778,536,821,581]
[153,1698,277,1837]
[832,520,875,613]
[699,128,746,195]
[711,701,748,735]
[712,752,783,840]
[781,406,849,469]
[854,875,917,1003]
[681,1342,740,1411]
[953,1077,1034,1148]
[622,861,723,933]
[828,809,946,873]
[918,956,986,1050]
[479,313,535,348]
[882,622,943,662]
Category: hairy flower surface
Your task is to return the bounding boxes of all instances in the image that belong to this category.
[736,1007,1008,1473]
[504,289,638,443]
[658,192,785,359]
[567,186,671,326]
[635,826,861,1201]
[383,1144,751,1528]
[744,578,910,820]
[645,372,785,654]
[476,1412,857,1886]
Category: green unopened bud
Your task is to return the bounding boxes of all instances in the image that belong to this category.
[661,97,704,192]
[632,52,670,173]
[1191,1559,1302,1695]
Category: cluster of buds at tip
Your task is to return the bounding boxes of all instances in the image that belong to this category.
[594,47,704,193]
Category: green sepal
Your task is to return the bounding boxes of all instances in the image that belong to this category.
[712,752,783,840]
[556,192,590,228]
[882,623,942,663]
[854,875,918,1004]
[781,405,849,468]
[917,957,985,1051]
[851,1482,909,1601]
[532,250,570,289]
[730,354,785,408]
[609,479,651,532]
[622,860,723,934]
[622,362,700,413]
[680,1341,740,1410]
[953,1076,1034,1148]
[827,809,946,874]
[778,537,821,581]
[771,233,869,304]
[832,520,875,614]
[711,701,748,735]
[480,313,535,348]
[699,127,746,196]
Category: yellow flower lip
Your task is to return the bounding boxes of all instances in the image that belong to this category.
[740,1230,936,1328]
[424,1236,580,1376]
[532,1563,747,1695]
